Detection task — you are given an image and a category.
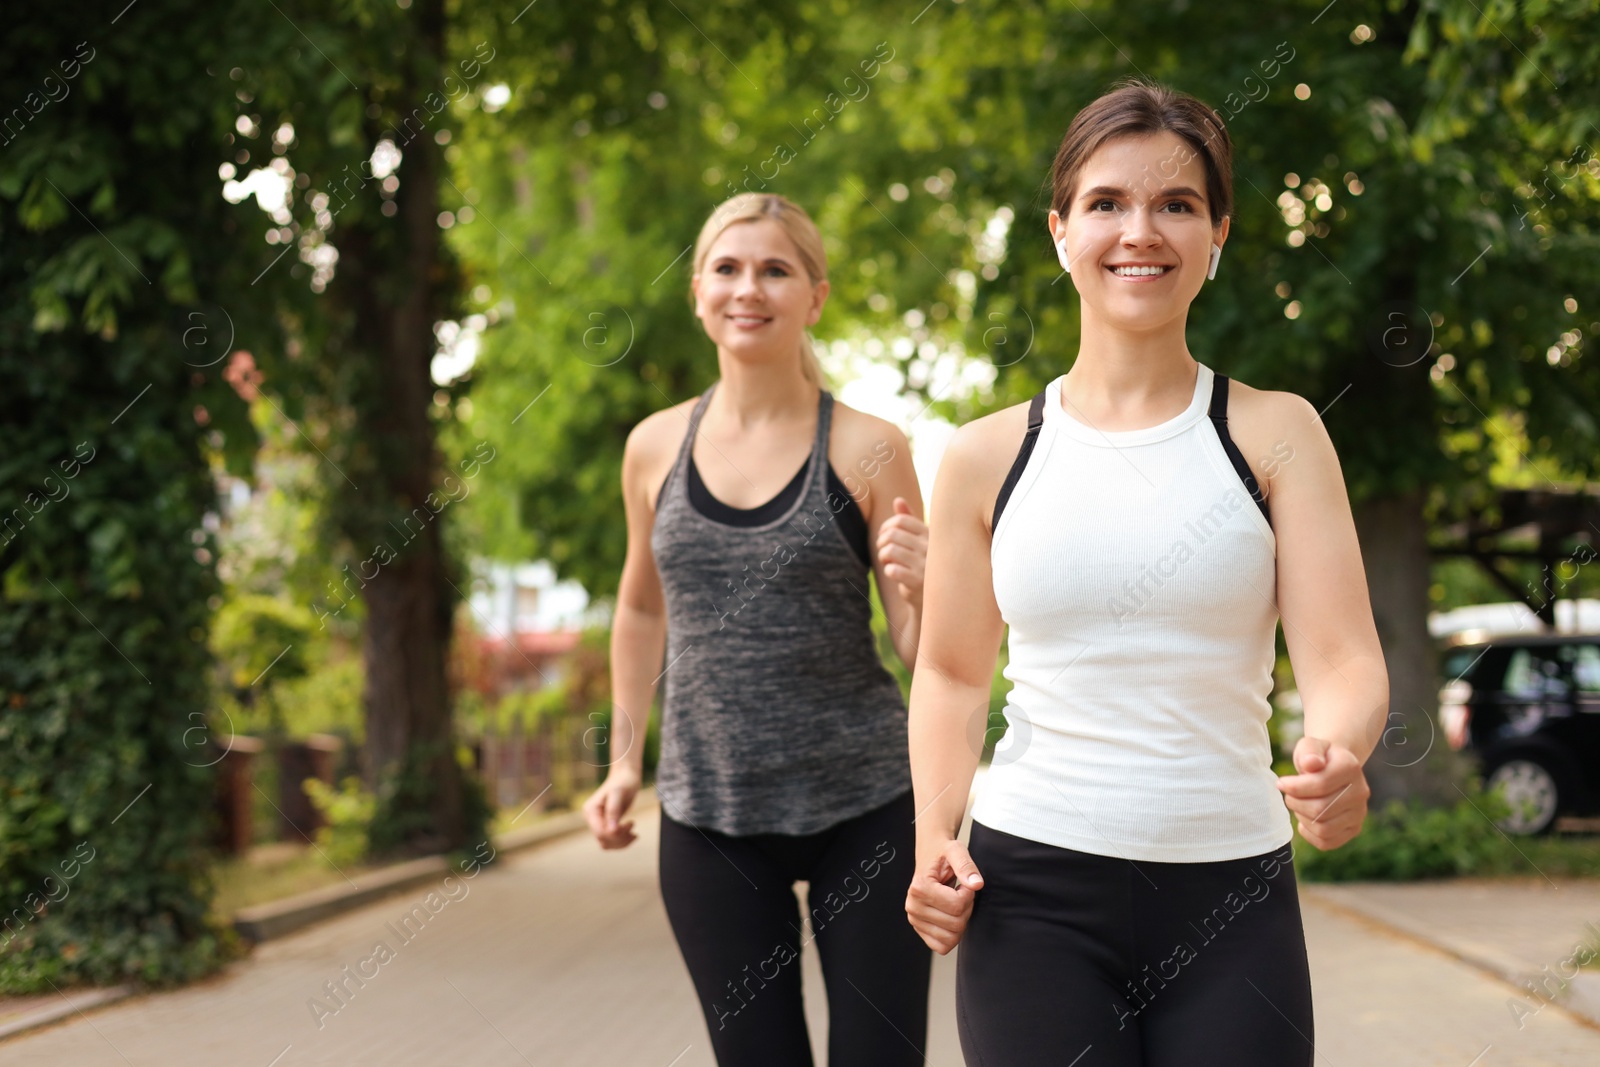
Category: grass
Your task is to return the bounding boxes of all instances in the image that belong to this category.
[1465,826,1600,880]
[208,799,582,921]
[209,841,384,920]
[489,796,576,837]
[1295,796,1600,883]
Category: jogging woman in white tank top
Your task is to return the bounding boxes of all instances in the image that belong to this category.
[903,80,1389,1066]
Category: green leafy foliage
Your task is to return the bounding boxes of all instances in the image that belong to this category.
[0,2,292,992]
[212,594,313,692]
[0,271,223,985]
[224,0,493,858]
[210,647,365,811]
[303,777,376,869]
[366,740,492,857]
[443,1,904,594]
[1296,791,1510,881]
[273,656,365,743]
[456,685,570,737]
[1290,783,1600,883]
[214,423,343,617]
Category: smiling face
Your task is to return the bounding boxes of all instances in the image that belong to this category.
[1049,130,1229,335]
[692,218,828,363]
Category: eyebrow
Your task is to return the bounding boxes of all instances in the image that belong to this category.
[1080,185,1206,201]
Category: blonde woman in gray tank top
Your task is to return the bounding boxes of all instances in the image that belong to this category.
[581,194,935,1066]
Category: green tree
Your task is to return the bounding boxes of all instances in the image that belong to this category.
[444,1,907,593]
[221,0,499,855]
[211,593,313,732]
[0,3,276,990]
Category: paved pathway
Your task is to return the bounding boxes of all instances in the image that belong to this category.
[6,809,1600,1065]
[1312,877,1600,975]
[1310,876,1600,1029]
[1304,893,1600,1066]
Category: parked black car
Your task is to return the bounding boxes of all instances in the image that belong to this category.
[1438,633,1600,835]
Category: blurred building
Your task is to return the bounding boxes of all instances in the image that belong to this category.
[464,560,594,693]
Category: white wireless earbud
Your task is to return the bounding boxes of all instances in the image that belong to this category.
[1207,243,1222,281]
[1056,237,1072,274]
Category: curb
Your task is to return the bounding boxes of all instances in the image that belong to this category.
[0,985,135,1042]
[1303,884,1600,1029]
[0,789,653,1046]
[231,853,457,943]
[233,787,656,943]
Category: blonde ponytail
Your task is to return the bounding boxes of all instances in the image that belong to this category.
[798,333,825,387]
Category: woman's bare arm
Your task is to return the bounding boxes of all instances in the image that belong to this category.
[857,420,926,671]
[584,409,681,848]
[827,404,927,671]
[904,409,1021,952]
[607,419,671,779]
[1264,391,1389,850]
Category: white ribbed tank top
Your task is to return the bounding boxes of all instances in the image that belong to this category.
[973,362,1292,863]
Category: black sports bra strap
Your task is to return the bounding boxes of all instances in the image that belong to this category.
[991,388,1049,533]
[1208,372,1229,420]
[1206,374,1272,527]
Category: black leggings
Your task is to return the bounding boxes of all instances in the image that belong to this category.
[957,821,1313,1067]
[658,790,931,1066]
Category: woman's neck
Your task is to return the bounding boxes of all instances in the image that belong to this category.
[1066,314,1198,417]
[710,349,817,429]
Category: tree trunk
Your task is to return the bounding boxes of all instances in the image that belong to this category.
[1352,488,1467,806]
[361,547,464,854]
[346,0,468,855]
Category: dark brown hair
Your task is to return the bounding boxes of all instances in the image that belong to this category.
[1049,79,1233,226]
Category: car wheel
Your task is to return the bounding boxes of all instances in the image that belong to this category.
[1485,757,1562,835]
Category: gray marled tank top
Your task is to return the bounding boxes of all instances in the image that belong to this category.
[649,381,912,836]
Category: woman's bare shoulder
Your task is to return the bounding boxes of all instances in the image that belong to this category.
[1222,376,1327,499]
[952,396,1038,464]
[937,397,1041,524]
[624,397,700,502]
[828,398,911,464]
[628,398,699,456]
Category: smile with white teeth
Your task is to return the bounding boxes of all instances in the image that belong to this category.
[1109,265,1173,277]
